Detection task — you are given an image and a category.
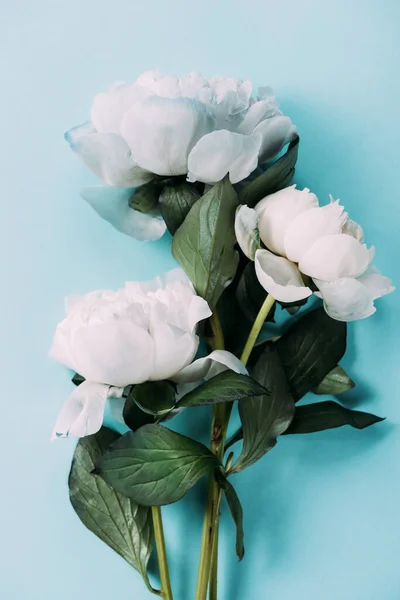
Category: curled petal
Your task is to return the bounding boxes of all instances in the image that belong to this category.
[255,249,312,303]
[65,125,154,187]
[342,217,365,241]
[314,278,376,322]
[234,205,260,260]
[81,186,166,241]
[121,96,216,176]
[51,381,109,440]
[173,350,247,384]
[188,296,213,332]
[254,115,297,163]
[357,265,394,300]
[299,234,375,282]
[187,130,262,184]
[284,201,347,263]
[256,186,319,256]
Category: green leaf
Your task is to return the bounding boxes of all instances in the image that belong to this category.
[238,136,300,208]
[123,387,155,430]
[215,472,245,560]
[312,365,355,395]
[284,401,384,434]
[159,182,201,234]
[129,180,161,213]
[97,424,221,506]
[133,381,177,415]
[230,343,295,473]
[276,307,347,401]
[176,371,268,408]
[69,428,155,593]
[236,261,277,322]
[172,178,239,309]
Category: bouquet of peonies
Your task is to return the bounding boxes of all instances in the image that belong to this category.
[51,70,394,600]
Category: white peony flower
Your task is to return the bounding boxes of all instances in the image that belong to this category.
[235,187,394,321]
[50,269,246,439]
[66,70,297,240]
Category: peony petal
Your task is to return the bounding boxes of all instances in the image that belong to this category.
[234,205,260,260]
[255,249,312,303]
[81,186,166,241]
[187,296,212,332]
[299,234,375,282]
[187,130,262,184]
[173,350,247,384]
[256,186,319,256]
[236,100,277,135]
[65,126,154,187]
[254,115,297,163]
[357,265,394,300]
[49,319,76,371]
[342,217,365,242]
[150,324,198,381]
[51,381,109,440]
[121,96,215,176]
[91,82,153,134]
[72,321,155,387]
[314,277,376,322]
[284,201,347,263]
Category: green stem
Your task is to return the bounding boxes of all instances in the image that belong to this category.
[195,314,225,600]
[152,506,173,600]
[196,299,276,600]
[240,295,275,366]
[209,454,233,600]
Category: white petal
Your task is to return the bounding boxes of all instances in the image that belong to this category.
[256,186,319,256]
[51,381,109,440]
[135,69,162,92]
[188,296,212,332]
[255,249,312,302]
[236,101,273,135]
[173,350,247,384]
[314,278,376,322]
[284,201,347,263]
[65,121,96,143]
[234,205,260,260]
[65,127,154,187]
[357,265,394,300]
[91,82,152,134]
[81,186,166,241]
[149,324,198,381]
[342,217,365,241]
[72,321,155,387]
[121,96,215,176]
[49,319,76,371]
[187,130,262,184]
[254,115,297,163]
[299,234,375,282]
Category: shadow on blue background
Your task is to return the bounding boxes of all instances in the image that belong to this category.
[1,1,399,599]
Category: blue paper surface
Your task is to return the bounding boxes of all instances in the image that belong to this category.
[1,1,399,598]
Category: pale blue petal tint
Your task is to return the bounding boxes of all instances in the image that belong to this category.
[81,185,166,241]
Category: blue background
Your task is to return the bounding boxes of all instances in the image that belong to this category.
[1,1,399,598]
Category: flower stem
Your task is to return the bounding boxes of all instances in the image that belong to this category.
[240,295,275,366]
[195,313,226,600]
[196,299,276,600]
[151,506,173,600]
